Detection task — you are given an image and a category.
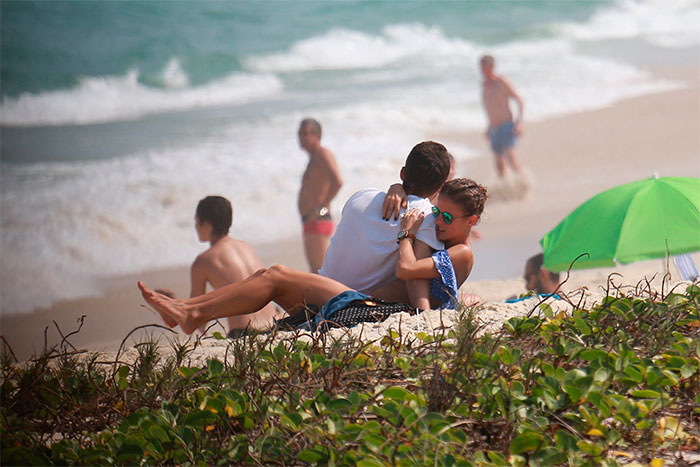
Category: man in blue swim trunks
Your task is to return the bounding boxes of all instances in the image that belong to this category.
[480,55,526,181]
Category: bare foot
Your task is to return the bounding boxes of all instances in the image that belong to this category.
[138,281,180,328]
[155,288,176,299]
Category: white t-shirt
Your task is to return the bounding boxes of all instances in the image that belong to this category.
[318,188,443,293]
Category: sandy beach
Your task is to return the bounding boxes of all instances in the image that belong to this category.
[2,67,698,363]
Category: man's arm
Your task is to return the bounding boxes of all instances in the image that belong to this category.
[321,148,343,206]
[503,78,524,132]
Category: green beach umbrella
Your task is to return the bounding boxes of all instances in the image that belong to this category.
[540,176,700,272]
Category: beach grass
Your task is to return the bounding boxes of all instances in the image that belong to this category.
[2,282,699,465]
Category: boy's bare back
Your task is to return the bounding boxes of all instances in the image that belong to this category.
[191,237,281,330]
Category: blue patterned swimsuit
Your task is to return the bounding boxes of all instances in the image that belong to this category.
[429,250,459,309]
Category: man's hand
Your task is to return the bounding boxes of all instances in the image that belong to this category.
[382,183,407,220]
[514,121,523,136]
[400,208,424,237]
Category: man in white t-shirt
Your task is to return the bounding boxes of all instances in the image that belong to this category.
[319,141,451,310]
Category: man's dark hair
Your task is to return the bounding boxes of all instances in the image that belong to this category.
[527,253,560,282]
[402,141,451,198]
[196,196,232,236]
[300,118,322,136]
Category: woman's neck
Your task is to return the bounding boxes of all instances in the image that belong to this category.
[444,230,471,249]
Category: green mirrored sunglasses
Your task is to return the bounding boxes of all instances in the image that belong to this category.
[432,205,468,225]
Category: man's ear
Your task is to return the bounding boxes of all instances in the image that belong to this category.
[399,167,405,182]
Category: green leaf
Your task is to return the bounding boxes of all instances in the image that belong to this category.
[540,301,554,317]
[681,364,697,378]
[588,392,611,418]
[363,434,385,453]
[280,413,302,430]
[563,383,582,403]
[207,359,224,376]
[554,430,578,452]
[148,425,170,443]
[574,317,592,336]
[177,367,198,379]
[497,346,515,365]
[298,447,328,463]
[117,365,130,379]
[576,440,603,456]
[636,419,654,430]
[383,386,411,402]
[357,457,385,467]
[115,444,144,463]
[327,397,353,412]
[580,349,609,362]
[623,366,644,383]
[486,451,509,465]
[182,410,216,427]
[630,389,661,399]
[509,432,545,454]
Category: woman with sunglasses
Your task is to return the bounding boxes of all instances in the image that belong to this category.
[137,178,486,334]
[396,178,487,309]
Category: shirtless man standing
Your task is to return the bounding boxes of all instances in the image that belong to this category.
[480,55,526,180]
[297,118,343,273]
[190,196,281,335]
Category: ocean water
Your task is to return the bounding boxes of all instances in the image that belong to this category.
[1,0,698,314]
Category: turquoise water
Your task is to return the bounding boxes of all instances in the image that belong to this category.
[1,0,698,313]
[1,1,602,99]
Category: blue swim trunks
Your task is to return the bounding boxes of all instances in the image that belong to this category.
[488,121,517,156]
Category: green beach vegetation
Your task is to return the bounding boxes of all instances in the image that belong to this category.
[2,283,699,465]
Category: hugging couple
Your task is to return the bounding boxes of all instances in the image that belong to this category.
[139,141,487,334]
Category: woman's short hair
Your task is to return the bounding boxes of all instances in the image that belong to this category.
[440,178,488,218]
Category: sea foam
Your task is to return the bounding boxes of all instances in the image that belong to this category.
[245,23,476,72]
[556,0,700,48]
[0,66,282,126]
